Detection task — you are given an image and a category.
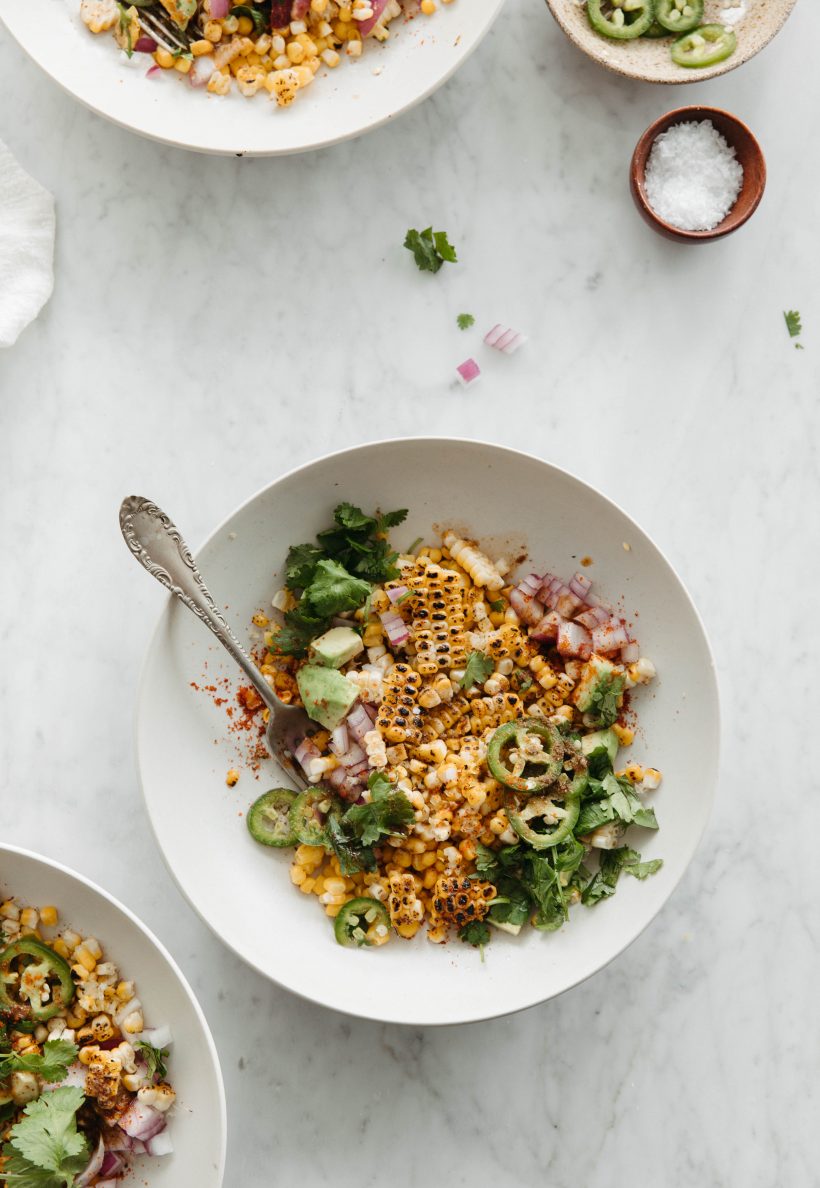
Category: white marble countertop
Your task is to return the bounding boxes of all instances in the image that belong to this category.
[1,1,817,1183]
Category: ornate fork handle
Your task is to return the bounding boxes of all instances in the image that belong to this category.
[119,496,280,714]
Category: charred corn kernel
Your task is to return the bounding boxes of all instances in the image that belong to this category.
[619,763,645,783]
[154,47,175,68]
[19,908,39,930]
[362,623,383,646]
[442,532,504,591]
[174,55,192,73]
[613,724,634,746]
[191,38,214,54]
[388,873,424,938]
[552,704,574,723]
[225,768,240,787]
[80,0,119,33]
[66,1007,87,1028]
[236,14,254,32]
[403,562,469,675]
[39,906,58,928]
[421,0,436,11]
[267,68,299,103]
[376,663,423,745]
[204,18,223,40]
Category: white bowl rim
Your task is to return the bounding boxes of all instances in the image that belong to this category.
[0,841,228,1168]
[0,0,504,157]
[135,435,721,1025]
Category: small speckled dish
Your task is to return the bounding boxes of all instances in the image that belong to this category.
[545,0,797,83]
[630,106,766,242]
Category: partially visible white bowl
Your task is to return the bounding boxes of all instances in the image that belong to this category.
[0,844,226,1186]
[136,438,719,1026]
[0,0,503,156]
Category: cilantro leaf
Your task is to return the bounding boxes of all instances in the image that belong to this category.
[457,313,475,331]
[376,508,409,532]
[5,1086,89,1187]
[626,857,663,879]
[284,542,325,591]
[489,599,505,612]
[342,772,415,847]
[403,227,458,274]
[458,920,491,947]
[135,1041,168,1081]
[326,812,377,876]
[459,651,494,690]
[585,671,625,728]
[576,774,658,835]
[302,559,371,618]
[0,1041,78,1084]
[230,3,266,32]
[581,847,661,905]
[784,309,802,339]
[333,503,377,532]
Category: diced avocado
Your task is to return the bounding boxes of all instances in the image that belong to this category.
[581,729,619,766]
[489,919,523,937]
[310,626,364,669]
[296,665,359,730]
[574,656,626,728]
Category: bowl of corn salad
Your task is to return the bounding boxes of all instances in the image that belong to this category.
[137,438,719,1025]
[0,0,503,155]
[0,845,226,1185]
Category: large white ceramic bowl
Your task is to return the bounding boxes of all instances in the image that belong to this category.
[136,438,719,1026]
[0,0,503,156]
[0,844,226,1185]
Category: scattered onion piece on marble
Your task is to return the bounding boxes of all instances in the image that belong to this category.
[456,358,481,386]
[484,324,527,354]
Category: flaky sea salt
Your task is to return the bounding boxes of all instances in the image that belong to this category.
[644,119,744,232]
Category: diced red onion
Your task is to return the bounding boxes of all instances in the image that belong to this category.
[591,621,630,654]
[134,35,157,52]
[621,642,640,663]
[145,64,161,78]
[386,585,410,605]
[100,1151,128,1177]
[356,0,389,35]
[291,0,310,16]
[338,743,366,769]
[75,1137,105,1187]
[379,610,409,648]
[483,324,527,355]
[328,765,365,801]
[293,737,321,781]
[456,358,481,386]
[346,702,375,745]
[209,0,230,16]
[146,1130,175,1157]
[557,620,592,660]
[569,572,592,601]
[530,611,563,643]
[576,604,610,630]
[509,574,545,626]
[119,1101,166,1143]
[330,724,349,756]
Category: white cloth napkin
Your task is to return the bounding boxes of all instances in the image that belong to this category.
[0,140,55,348]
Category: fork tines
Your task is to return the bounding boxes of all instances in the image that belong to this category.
[137,4,204,53]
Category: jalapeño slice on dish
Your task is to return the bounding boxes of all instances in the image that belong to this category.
[671,24,736,66]
[587,0,655,41]
[655,0,703,33]
[643,19,669,37]
[0,937,75,1022]
[289,788,333,846]
[247,788,298,847]
[334,898,390,948]
[487,719,564,794]
[507,774,586,850]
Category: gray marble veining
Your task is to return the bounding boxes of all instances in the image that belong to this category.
[1,1,818,1184]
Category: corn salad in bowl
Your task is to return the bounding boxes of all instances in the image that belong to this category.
[0,893,177,1186]
[244,502,665,953]
[80,0,452,109]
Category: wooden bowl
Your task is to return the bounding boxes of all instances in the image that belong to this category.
[629,106,767,244]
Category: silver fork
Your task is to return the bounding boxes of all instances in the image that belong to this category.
[132,2,204,53]
[119,496,311,790]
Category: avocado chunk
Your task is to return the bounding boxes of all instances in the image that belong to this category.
[297,665,359,730]
[310,626,364,669]
[581,728,619,767]
[574,657,626,728]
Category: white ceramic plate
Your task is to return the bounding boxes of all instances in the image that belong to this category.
[136,438,719,1026]
[0,0,503,156]
[0,844,226,1185]
[545,0,796,83]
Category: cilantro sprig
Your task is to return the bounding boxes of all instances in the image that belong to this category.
[459,651,494,690]
[135,1041,168,1081]
[3,1085,89,1188]
[456,313,475,330]
[0,1040,77,1084]
[327,772,415,874]
[784,309,804,349]
[404,227,458,274]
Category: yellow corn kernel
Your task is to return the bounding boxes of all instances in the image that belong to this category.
[20,908,39,930]
[226,768,240,787]
[222,13,239,31]
[421,0,436,11]
[191,38,214,55]
[290,865,307,886]
[236,14,254,33]
[362,623,383,646]
[116,981,133,1001]
[51,937,70,959]
[39,906,58,928]
[66,1007,88,1028]
[286,40,305,62]
[154,47,175,68]
[204,19,223,40]
[299,878,316,894]
[339,3,352,16]
[311,0,326,10]
[174,55,192,73]
[320,46,340,65]
[325,904,342,918]
[254,33,272,53]
[74,947,97,974]
[613,724,634,746]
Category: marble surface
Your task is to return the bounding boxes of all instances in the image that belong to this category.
[1,1,818,1183]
